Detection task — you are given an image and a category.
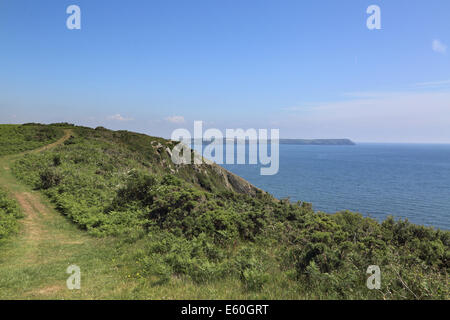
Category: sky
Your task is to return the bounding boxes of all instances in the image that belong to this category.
[0,0,449,143]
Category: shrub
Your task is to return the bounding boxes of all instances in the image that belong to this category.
[241,268,269,291]
[53,154,62,166]
[39,167,63,189]
[0,189,22,241]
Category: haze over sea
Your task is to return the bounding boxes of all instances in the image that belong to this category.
[219,143,450,230]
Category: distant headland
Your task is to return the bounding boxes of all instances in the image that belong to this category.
[278,139,355,145]
[194,138,356,145]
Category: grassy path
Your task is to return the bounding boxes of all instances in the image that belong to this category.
[0,130,141,299]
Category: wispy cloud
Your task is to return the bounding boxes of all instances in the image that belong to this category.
[165,115,185,124]
[415,79,450,88]
[283,91,396,111]
[107,114,133,121]
[432,39,447,54]
[280,90,450,142]
[282,106,310,111]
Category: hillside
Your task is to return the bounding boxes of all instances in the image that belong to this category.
[0,123,448,299]
[0,124,64,156]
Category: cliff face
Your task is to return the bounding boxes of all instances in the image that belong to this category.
[63,125,262,197]
[209,163,262,196]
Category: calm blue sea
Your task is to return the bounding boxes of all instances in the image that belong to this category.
[218,143,450,230]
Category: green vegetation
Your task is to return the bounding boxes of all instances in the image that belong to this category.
[0,124,64,156]
[1,123,448,299]
[0,188,22,242]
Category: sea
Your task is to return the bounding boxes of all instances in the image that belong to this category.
[209,143,450,230]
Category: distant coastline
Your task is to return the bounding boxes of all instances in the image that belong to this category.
[278,139,355,145]
[193,138,356,145]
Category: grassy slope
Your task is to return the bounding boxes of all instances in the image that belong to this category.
[0,126,260,299]
[0,124,448,299]
[0,125,296,299]
[0,124,64,156]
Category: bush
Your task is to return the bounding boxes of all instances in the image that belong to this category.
[241,268,269,292]
[52,154,62,166]
[0,189,22,241]
[39,167,63,189]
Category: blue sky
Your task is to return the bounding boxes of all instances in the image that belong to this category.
[1,0,449,142]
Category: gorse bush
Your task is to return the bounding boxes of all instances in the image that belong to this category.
[241,268,269,292]
[0,188,22,241]
[10,124,450,299]
[39,167,63,189]
[133,230,230,285]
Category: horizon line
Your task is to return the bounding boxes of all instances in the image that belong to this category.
[3,122,450,145]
